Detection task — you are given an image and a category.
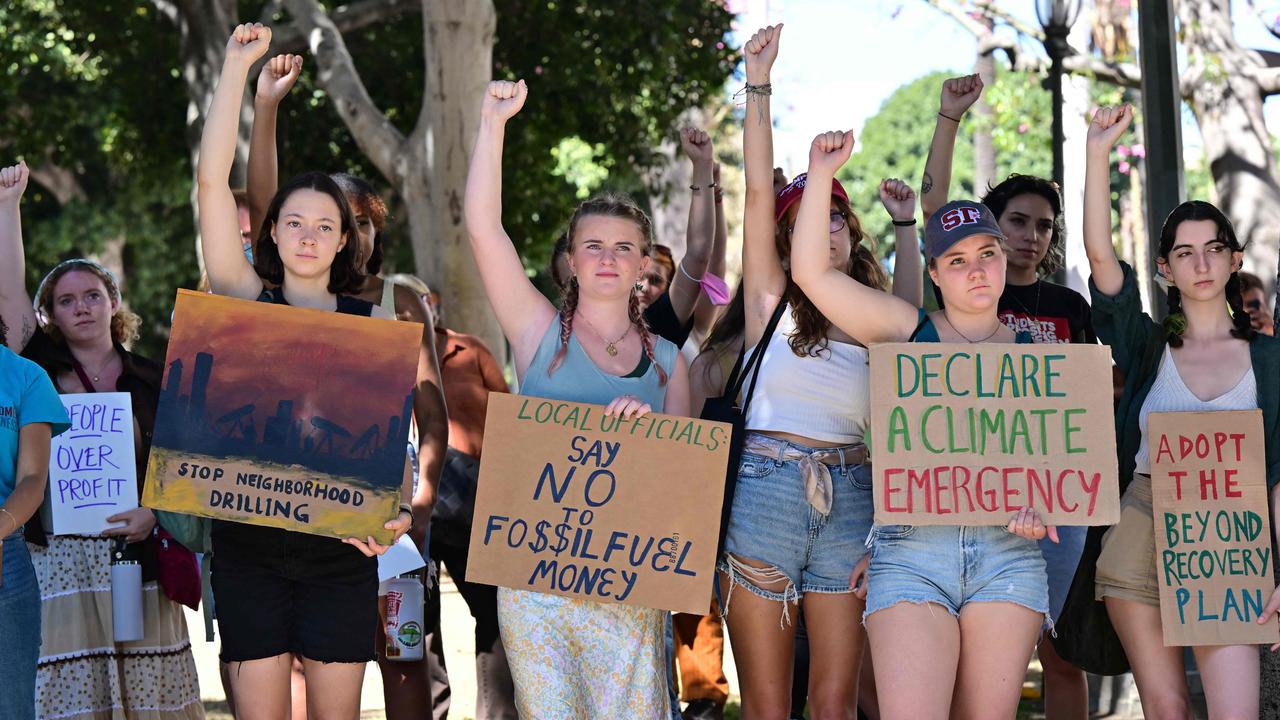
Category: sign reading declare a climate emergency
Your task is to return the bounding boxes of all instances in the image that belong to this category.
[1150,411,1279,646]
[868,343,1119,525]
[466,394,730,615]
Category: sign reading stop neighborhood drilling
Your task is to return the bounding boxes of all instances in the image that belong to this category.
[466,394,731,615]
[1150,410,1279,646]
[142,290,421,543]
[868,343,1120,525]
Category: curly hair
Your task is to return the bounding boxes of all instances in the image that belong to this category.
[776,195,887,357]
[981,174,1065,277]
[332,173,390,275]
[254,172,366,295]
[34,259,141,346]
[548,193,668,385]
[1158,200,1254,348]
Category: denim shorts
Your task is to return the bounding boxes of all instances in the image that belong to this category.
[1042,525,1086,623]
[717,433,874,607]
[0,532,41,720]
[864,524,1049,622]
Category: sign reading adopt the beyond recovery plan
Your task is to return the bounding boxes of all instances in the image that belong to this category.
[467,394,731,615]
[869,343,1120,525]
[1150,410,1279,646]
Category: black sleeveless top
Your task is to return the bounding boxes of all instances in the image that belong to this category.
[256,287,375,317]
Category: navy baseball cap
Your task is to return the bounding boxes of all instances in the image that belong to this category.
[924,200,1006,260]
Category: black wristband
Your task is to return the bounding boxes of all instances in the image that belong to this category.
[937,111,962,124]
[892,218,918,227]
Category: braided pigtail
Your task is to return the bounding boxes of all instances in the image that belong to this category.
[548,279,579,376]
[1226,272,1257,342]
[1163,286,1186,347]
[629,289,668,386]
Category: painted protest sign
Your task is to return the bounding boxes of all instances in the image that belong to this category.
[48,392,137,535]
[1150,410,1279,646]
[142,290,421,542]
[869,343,1119,525]
[466,394,730,615]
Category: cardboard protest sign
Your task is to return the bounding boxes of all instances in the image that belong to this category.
[142,290,420,542]
[466,394,730,615]
[47,392,138,534]
[1150,410,1279,646]
[869,343,1119,525]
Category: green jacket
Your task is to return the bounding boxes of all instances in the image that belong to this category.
[1054,260,1280,676]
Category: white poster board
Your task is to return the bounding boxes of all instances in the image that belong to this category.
[48,392,137,535]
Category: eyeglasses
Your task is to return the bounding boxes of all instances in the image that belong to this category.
[787,211,848,235]
[1246,299,1263,311]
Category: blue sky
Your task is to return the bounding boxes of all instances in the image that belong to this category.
[725,0,1280,173]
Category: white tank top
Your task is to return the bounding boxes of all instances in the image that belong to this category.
[1134,347,1257,474]
[743,305,870,444]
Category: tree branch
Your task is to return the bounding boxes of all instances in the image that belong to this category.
[1061,53,1142,89]
[1248,64,1280,95]
[924,0,993,38]
[270,0,421,55]
[281,0,408,183]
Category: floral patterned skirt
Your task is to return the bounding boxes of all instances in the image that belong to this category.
[30,536,203,720]
[497,588,670,719]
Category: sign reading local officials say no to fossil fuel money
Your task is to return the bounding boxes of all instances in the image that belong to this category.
[869,343,1120,525]
[466,394,730,615]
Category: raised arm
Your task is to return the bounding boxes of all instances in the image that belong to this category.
[693,162,729,334]
[791,132,918,345]
[0,162,38,351]
[198,24,272,300]
[669,127,716,322]
[920,74,982,223]
[883,178,923,306]
[1083,106,1132,297]
[741,24,787,347]
[246,53,303,241]
[463,80,556,379]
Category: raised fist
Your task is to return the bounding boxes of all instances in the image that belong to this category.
[482,80,527,123]
[808,130,854,176]
[743,24,782,83]
[939,74,983,119]
[879,178,917,222]
[680,127,714,167]
[1087,105,1133,152]
[0,160,29,206]
[226,23,271,67]
[256,54,303,104]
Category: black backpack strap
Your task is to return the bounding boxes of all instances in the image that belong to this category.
[736,300,787,416]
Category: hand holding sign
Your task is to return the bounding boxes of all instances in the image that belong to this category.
[102,507,157,543]
[1263,587,1280,651]
[1006,506,1058,544]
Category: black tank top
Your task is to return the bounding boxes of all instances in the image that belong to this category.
[256,287,375,317]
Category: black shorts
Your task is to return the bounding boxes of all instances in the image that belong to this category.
[211,520,378,663]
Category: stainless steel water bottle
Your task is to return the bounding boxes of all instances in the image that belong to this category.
[110,538,144,642]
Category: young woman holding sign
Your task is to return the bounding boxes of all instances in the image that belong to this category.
[1063,105,1280,720]
[721,25,922,720]
[0,163,204,718]
[788,129,1057,719]
[918,73,1095,720]
[198,24,413,719]
[464,78,690,717]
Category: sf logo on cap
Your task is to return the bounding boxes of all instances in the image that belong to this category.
[940,206,983,232]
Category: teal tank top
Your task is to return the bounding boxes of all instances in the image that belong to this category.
[519,316,678,411]
[908,309,1034,344]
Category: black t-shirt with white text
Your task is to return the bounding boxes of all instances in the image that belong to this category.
[997,279,1096,345]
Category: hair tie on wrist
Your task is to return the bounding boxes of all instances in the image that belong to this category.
[892,218,917,227]
[938,111,962,124]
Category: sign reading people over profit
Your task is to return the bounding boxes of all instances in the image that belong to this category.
[466,394,730,615]
[48,392,138,535]
[142,290,421,543]
[868,343,1119,525]
[1150,410,1279,646]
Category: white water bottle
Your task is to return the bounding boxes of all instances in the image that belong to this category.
[110,539,144,642]
[383,574,425,661]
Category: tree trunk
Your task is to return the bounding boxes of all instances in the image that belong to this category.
[971,10,998,196]
[1178,0,1280,283]
[410,0,502,359]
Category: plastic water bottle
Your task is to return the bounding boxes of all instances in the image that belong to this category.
[110,538,144,642]
[383,573,425,661]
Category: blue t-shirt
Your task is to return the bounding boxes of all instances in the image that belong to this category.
[0,345,70,509]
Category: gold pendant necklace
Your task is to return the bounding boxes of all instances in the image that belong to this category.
[579,313,629,356]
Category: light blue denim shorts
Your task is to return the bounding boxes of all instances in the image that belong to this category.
[864,523,1049,622]
[717,433,874,607]
[1041,526,1086,623]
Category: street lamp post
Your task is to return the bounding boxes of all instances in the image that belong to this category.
[1036,0,1083,192]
